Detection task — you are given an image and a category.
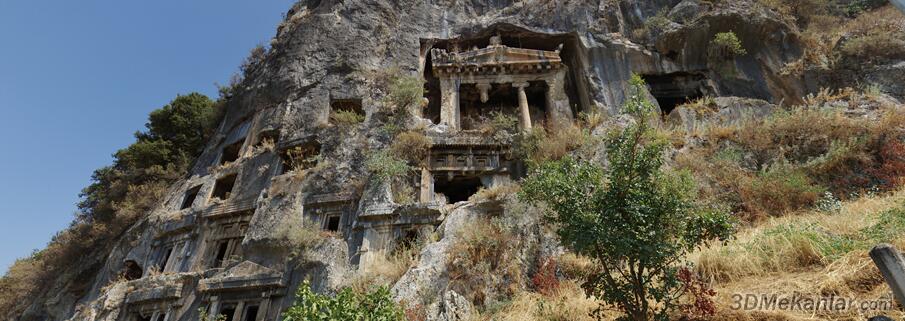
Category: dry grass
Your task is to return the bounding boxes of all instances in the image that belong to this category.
[471,281,603,321]
[517,124,589,165]
[448,217,523,309]
[692,188,905,320]
[273,216,323,258]
[389,130,432,166]
[694,188,905,283]
[557,252,596,282]
[469,183,521,202]
[330,109,365,127]
[346,248,417,294]
[778,4,905,74]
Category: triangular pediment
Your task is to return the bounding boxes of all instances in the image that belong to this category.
[433,45,561,67]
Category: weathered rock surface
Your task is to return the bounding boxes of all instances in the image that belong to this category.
[12,1,900,320]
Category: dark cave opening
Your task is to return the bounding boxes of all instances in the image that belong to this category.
[220,139,245,165]
[181,185,201,210]
[122,260,143,281]
[212,174,237,201]
[642,72,712,117]
[434,176,483,204]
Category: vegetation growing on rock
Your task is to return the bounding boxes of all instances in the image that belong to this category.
[521,76,736,321]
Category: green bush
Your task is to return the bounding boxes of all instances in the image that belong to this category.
[709,32,747,61]
[386,76,424,112]
[366,150,411,182]
[282,280,404,321]
[520,75,735,321]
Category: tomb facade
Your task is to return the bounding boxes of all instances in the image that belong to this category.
[430,35,573,131]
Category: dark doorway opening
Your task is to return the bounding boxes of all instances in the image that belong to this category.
[641,72,711,117]
[220,306,236,321]
[181,185,202,210]
[330,98,364,116]
[213,241,229,268]
[212,174,237,201]
[123,260,143,281]
[458,83,519,130]
[220,140,245,165]
[434,176,483,203]
[158,247,173,272]
[255,130,280,148]
[325,216,341,232]
[243,305,260,321]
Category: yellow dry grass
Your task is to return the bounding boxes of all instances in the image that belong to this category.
[470,281,606,321]
[694,188,905,320]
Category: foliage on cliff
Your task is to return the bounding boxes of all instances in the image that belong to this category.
[520,76,736,321]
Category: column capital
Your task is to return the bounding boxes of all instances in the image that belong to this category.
[512,82,530,89]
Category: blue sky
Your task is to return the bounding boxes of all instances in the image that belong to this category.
[0,1,295,272]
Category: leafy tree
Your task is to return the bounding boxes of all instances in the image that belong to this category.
[282,281,404,321]
[78,93,217,222]
[520,75,735,321]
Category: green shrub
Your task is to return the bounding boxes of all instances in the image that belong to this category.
[386,76,424,112]
[633,8,672,40]
[520,75,735,321]
[282,280,404,321]
[366,150,411,182]
[708,32,747,61]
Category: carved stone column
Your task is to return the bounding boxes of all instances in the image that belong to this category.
[232,301,245,321]
[208,296,221,318]
[514,82,532,131]
[439,79,460,130]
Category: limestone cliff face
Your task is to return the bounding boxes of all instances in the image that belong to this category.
[13,1,847,320]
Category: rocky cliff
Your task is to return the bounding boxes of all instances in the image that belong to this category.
[8,1,905,321]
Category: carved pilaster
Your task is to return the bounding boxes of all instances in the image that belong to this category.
[513,82,532,131]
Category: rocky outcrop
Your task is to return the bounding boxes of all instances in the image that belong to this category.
[12,1,848,320]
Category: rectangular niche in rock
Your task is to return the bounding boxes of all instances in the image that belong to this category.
[220,139,246,165]
[280,141,321,174]
[330,98,364,118]
[324,215,341,232]
[211,174,238,201]
[181,185,202,210]
[253,129,279,148]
